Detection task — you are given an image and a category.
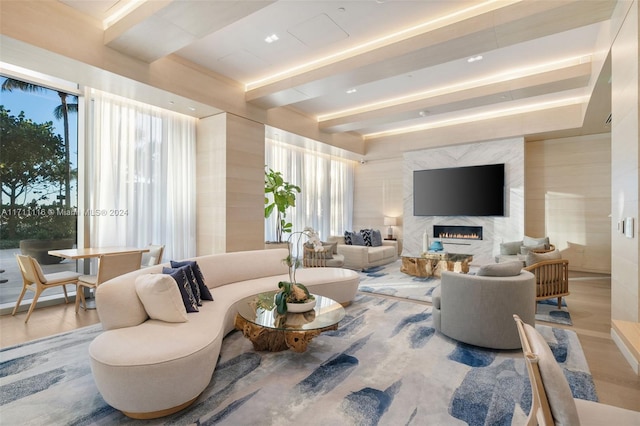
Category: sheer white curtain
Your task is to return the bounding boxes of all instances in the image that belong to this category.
[265,138,354,247]
[87,90,197,260]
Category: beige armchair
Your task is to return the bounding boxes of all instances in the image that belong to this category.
[302,244,344,268]
[433,267,536,349]
[524,259,569,309]
[513,314,640,425]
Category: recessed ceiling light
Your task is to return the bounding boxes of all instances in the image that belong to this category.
[419,110,429,117]
[265,34,279,43]
[346,88,357,94]
[467,55,483,63]
[188,107,196,111]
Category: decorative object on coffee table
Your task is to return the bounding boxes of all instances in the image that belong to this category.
[275,227,323,314]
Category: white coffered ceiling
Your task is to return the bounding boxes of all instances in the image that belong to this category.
[58,0,617,141]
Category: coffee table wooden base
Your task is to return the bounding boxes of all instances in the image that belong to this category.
[234,314,339,353]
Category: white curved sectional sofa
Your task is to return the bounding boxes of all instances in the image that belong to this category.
[90,248,359,419]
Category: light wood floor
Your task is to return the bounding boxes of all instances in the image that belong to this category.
[1,272,639,412]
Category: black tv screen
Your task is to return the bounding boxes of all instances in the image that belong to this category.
[413,164,505,216]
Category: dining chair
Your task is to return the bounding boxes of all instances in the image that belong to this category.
[141,244,165,267]
[13,254,81,323]
[513,314,640,425]
[76,251,143,312]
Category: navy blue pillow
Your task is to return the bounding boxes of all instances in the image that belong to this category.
[162,267,198,312]
[170,260,213,301]
[169,265,201,306]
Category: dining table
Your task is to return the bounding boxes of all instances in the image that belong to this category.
[47,246,150,309]
[48,246,150,260]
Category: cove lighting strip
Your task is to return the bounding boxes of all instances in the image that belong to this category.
[103,0,146,29]
[318,54,593,122]
[363,95,589,140]
[245,0,520,91]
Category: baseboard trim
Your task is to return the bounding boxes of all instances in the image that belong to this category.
[611,325,640,375]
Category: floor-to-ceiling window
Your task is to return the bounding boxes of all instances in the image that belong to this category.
[87,89,197,261]
[0,73,79,307]
[265,131,355,250]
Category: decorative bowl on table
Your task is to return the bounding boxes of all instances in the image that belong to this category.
[286,299,316,313]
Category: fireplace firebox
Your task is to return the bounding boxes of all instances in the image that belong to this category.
[434,225,483,240]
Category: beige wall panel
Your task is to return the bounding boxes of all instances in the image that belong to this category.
[196,114,227,255]
[525,134,611,273]
[610,1,639,325]
[225,114,265,253]
[353,158,403,240]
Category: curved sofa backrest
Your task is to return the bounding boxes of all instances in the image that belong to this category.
[96,248,290,331]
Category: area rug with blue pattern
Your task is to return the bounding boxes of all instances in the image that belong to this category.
[358,260,573,325]
[0,294,595,425]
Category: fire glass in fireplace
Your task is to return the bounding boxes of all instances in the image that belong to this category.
[434,225,483,240]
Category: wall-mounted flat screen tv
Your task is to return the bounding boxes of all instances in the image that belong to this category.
[413,163,505,216]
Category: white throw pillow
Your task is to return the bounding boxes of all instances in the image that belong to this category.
[526,249,561,267]
[523,323,580,425]
[135,274,188,323]
[476,261,523,277]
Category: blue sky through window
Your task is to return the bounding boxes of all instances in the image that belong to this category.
[0,75,79,206]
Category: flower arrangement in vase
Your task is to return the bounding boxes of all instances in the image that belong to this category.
[275,227,324,314]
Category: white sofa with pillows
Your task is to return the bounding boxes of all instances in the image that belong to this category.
[495,235,554,265]
[89,248,359,419]
[328,229,398,271]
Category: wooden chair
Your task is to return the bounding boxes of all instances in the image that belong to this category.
[524,259,569,309]
[76,251,142,312]
[513,315,640,425]
[13,254,81,323]
[141,244,165,267]
[302,244,344,268]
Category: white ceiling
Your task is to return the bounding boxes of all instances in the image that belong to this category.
[58,0,617,141]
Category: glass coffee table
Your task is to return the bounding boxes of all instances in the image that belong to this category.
[401,252,473,278]
[234,291,346,353]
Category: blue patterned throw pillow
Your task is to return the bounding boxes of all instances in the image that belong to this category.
[360,229,373,246]
[170,260,213,301]
[344,230,355,245]
[162,267,199,313]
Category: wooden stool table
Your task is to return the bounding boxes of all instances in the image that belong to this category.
[401,252,473,278]
[234,291,345,353]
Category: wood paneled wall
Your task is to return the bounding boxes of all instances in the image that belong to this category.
[196,113,265,255]
[526,134,612,273]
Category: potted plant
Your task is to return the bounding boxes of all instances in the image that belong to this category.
[264,167,301,245]
[274,227,324,314]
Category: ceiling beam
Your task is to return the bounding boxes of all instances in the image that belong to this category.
[245,0,616,109]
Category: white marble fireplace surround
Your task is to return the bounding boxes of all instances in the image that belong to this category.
[403,138,525,265]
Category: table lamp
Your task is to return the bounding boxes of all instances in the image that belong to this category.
[384,216,397,239]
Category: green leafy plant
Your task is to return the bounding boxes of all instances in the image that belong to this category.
[264,167,301,243]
